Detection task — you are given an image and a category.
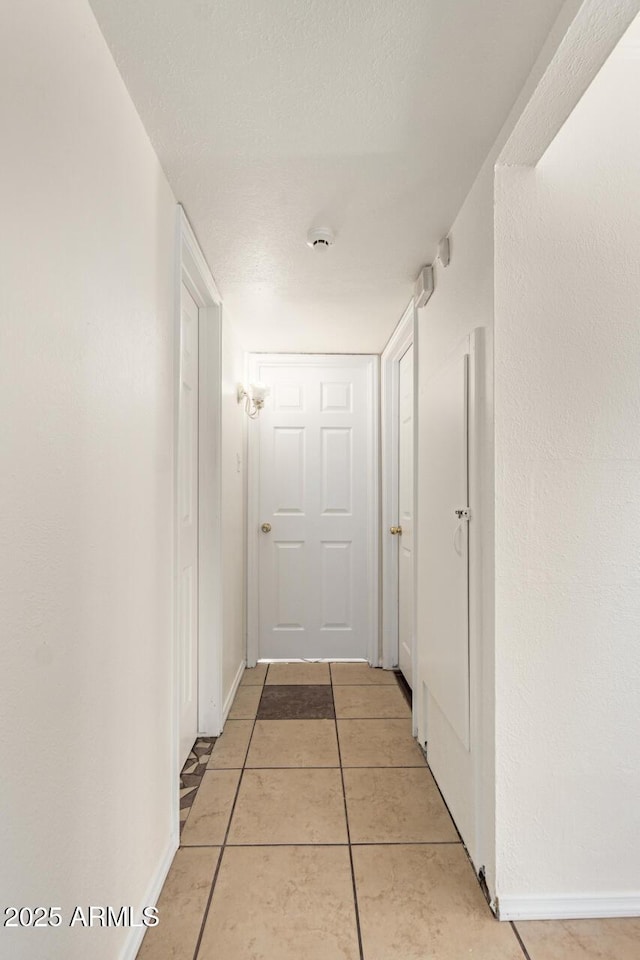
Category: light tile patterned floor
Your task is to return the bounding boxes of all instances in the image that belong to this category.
[138,663,640,959]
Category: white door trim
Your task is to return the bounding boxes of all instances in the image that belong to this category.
[173,206,223,841]
[468,326,487,874]
[246,353,380,667]
[381,301,416,672]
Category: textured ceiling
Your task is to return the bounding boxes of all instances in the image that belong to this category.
[90,0,566,352]
[617,10,640,57]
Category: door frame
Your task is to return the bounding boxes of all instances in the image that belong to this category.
[381,301,417,677]
[246,353,380,667]
[173,207,223,839]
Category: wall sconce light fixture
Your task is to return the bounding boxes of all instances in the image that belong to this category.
[237,381,270,419]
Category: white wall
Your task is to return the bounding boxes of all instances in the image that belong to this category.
[0,2,177,958]
[494,30,640,911]
[221,319,247,708]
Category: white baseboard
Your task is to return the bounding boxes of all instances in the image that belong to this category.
[498,893,640,921]
[120,837,178,960]
[222,658,246,724]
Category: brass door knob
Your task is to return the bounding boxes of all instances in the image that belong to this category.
[261,522,272,533]
[390,525,402,535]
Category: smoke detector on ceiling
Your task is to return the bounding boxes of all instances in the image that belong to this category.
[306,227,335,250]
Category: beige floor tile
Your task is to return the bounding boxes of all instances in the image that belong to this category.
[344,767,459,843]
[515,918,640,960]
[181,770,240,846]
[240,662,268,686]
[331,662,398,685]
[246,719,339,768]
[227,768,348,844]
[334,684,411,718]
[338,719,426,766]
[137,846,219,959]
[207,720,253,769]
[227,684,261,719]
[354,844,522,960]
[265,661,331,684]
[198,846,359,960]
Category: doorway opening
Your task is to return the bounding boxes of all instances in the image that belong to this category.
[381,302,416,693]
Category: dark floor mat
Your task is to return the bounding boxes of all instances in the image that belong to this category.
[257,684,335,720]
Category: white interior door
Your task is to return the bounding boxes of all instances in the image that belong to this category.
[397,345,414,686]
[178,282,199,768]
[422,338,470,748]
[252,356,377,661]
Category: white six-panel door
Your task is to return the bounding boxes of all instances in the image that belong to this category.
[250,355,378,661]
[397,344,414,686]
[178,282,199,768]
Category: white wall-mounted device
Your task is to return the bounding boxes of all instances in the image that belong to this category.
[414,264,434,309]
[437,236,451,268]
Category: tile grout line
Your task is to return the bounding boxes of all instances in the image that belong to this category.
[230,714,411,720]
[226,716,411,722]
[332,665,366,960]
[182,840,462,848]
[335,714,412,720]
[212,763,427,770]
[510,921,533,960]
[191,665,268,960]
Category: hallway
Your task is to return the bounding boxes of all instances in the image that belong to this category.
[5,4,640,957]
[138,663,639,959]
